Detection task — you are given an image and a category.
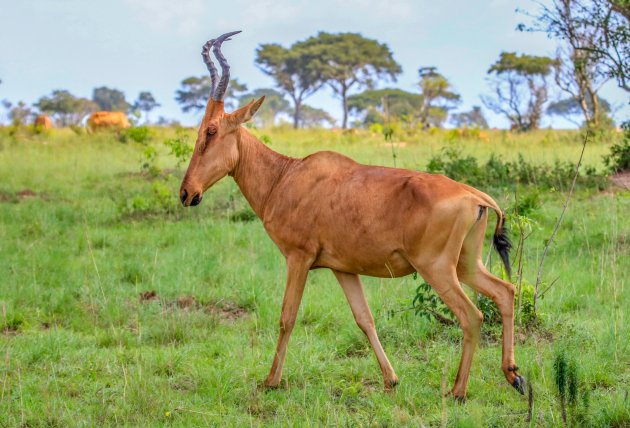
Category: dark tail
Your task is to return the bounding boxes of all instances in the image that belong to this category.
[492,214,512,278]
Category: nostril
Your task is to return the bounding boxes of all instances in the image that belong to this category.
[190,193,202,206]
[180,190,188,205]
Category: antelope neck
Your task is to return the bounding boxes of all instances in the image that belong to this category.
[231,128,294,220]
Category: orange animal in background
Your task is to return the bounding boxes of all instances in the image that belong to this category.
[34,114,53,130]
[86,111,130,132]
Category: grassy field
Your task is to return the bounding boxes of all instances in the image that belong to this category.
[0,126,628,427]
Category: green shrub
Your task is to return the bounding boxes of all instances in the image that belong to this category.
[123,126,152,144]
[426,145,607,190]
[603,122,630,173]
[229,208,257,222]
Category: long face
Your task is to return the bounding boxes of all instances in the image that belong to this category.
[179,31,263,207]
[179,98,263,206]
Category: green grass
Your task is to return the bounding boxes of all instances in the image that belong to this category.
[0,127,628,426]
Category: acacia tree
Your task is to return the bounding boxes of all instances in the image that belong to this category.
[417,67,461,128]
[451,106,489,128]
[523,0,628,94]
[238,88,290,128]
[175,77,246,113]
[522,0,620,127]
[482,52,556,131]
[256,42,326,128]
[547,96,612,126]
[296,32,401,129]
[296,104,336,128]
[347,88,423,126]
[92,87,129,112]
[132,91,160,123]
[36,90,98,126]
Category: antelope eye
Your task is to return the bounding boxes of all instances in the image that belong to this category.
[207,125,217,135]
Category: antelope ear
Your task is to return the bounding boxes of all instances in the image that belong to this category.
[231,96,265,124]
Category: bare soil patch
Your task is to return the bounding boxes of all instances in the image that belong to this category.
[138,291,248,322]
[610,171,630,190]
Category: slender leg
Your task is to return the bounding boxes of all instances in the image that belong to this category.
[415,263,483,400]
[264,254,311,387]
[457,211,525,394]
[459,262,524,394]
[333,270,398,390]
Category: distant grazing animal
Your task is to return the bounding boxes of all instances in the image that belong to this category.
[34,114,53,130]
[179,31,524,401]
[86,111,130,132]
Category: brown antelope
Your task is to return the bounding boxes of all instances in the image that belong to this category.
[86,111,130,132]
[179,31,525,400]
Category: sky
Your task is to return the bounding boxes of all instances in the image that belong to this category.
[0,0,628,128]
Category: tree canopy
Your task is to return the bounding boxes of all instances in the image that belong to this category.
[174,77,246,114]
[255,41,326,128]
[451,106,489,129]
[92,86,129,112]
[36,90,98,125]
[348,88,423,126]
[417,67,461,128]
[482,52,556,131]
[238,88,290,128]
[132,91,160,123]
[296,32,401,129]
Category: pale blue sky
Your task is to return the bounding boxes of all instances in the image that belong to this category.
[0,0,627,127]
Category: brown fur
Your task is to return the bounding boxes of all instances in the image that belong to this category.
[86,111,130,132]
[180,99,522,399]
[34,114,53,130]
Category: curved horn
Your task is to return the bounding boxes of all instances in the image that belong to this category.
[212,30,242,101]
[201,39,218,98]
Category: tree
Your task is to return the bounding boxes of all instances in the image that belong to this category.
[522,0,628,93]
[521,0,624,128]
[92,86,129,112]
[348,88,423,126]
[482,52,556,131]
[238,88,290,128]
[451,106,489,128]
[132,91,160,124]
[224,79,248,110]
[175,77,245,113]
[36,90,98,126]
[255,41,326,128]
[7,101,33,126]
[547,95,612,126]
[417,67,461,128]
[296,32,401,129]
[295,104,336,128]
[175,76,210,113]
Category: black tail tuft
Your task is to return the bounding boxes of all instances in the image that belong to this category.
[493,224,512,277]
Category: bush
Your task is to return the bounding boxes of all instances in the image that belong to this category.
[123,126,152,144]
[426,145,607,190]
[603,122,630,173]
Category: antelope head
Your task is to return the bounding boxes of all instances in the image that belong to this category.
[180,31,265,207]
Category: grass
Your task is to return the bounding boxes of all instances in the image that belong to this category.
[0,126,628,426]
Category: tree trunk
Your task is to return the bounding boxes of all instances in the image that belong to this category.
[341,84,348,129]
[292,100,301,129]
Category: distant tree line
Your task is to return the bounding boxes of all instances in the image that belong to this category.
[2,0,627,130]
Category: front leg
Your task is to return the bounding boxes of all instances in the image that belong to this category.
[264,253,312,387]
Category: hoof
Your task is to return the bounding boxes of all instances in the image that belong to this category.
[447,390,467,403]
[263,377,281,389]
[512,375,526,395]
[385,377,399,391]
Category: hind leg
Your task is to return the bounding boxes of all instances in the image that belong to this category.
[411,260,483,400]
[457,213,525,394]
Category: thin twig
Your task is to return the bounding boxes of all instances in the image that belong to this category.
[534,130,589,317]
[539,277,560,299]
